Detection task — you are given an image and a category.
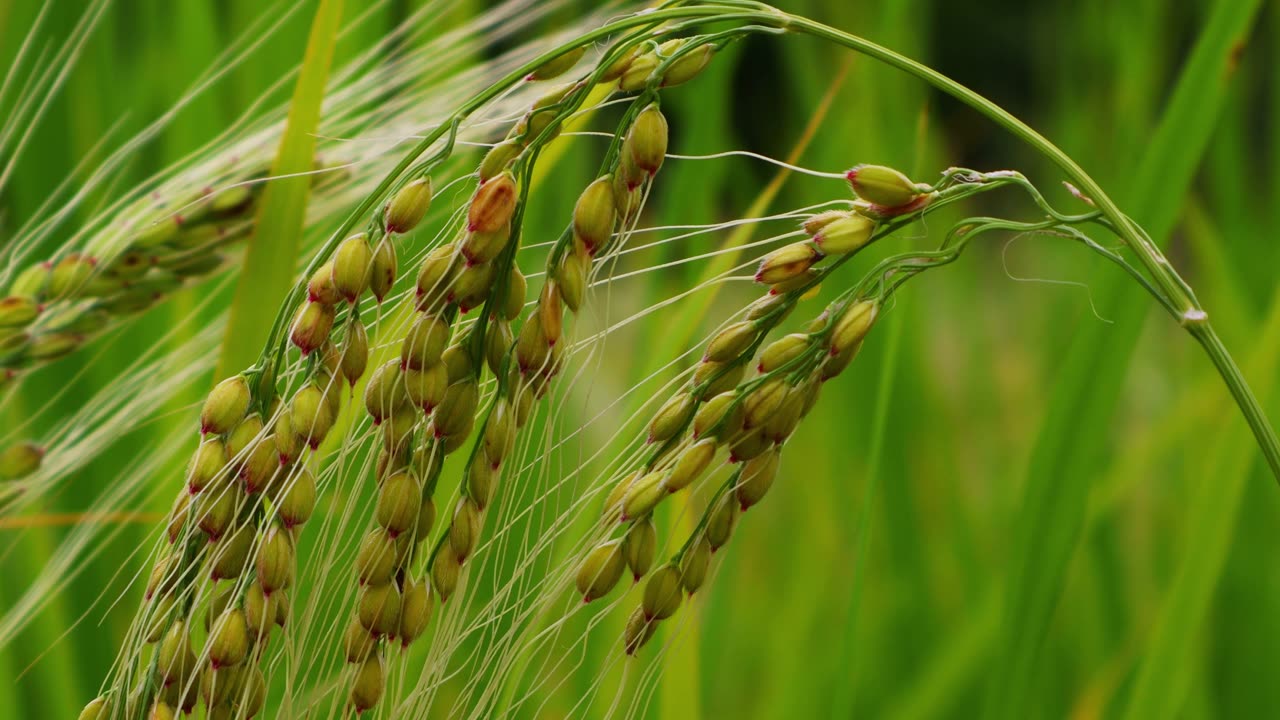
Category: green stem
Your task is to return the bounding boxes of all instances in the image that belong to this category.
[1189,323,1280,475]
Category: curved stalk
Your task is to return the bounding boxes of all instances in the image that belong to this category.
[769,8,1280,482]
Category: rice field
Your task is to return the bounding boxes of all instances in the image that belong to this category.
[2,0,1278,718]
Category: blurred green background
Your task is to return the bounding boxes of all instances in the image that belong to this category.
[2,0,1279,718]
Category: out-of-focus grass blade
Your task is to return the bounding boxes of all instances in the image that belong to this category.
[1121,252,1280,719]
[983,1,1264,718]
[216,0,345,378]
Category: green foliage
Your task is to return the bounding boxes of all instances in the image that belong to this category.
[2,1,1279,718]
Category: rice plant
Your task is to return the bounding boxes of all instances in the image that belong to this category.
[3,0,1278,718]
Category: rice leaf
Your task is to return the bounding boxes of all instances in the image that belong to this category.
[984,2,1265,718]
[215,0,345,378]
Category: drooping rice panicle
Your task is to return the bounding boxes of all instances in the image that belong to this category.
[54,2,1280,718]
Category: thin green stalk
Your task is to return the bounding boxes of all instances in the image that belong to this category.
[770,7,1280,480]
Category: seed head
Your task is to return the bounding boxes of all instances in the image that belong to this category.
[693,360,746,401]
[463,454,495,513]
[527,45,586,81]
[756,242,820,285]
[704,321,758,363]
[308,261,342,305]
[0,442,43,480]
[404,362,448,412]
[449,497,482,562]
[602,471,639,522]
[485,320,513,376]
[728,428,771,462]
[599,45,641,82]
[145,554,181,600]
[290,300,335,355]
[358,582,403,636]
[622,471,668,521]
[143,594,176,643]
[642,564,683,619]
[813,213,876,255]
[339,318,369,386]
[369,237,397,302]
[365,360,409,424]
[255,524,295,593]
[831,300,878,355]
[554,250,588,312]
[385,177,433,234]
[156,620,197,686]
[648,392,695,444]
[239,435,280,494]
[758,333,810,373]
[147,702,175,720]
[461,221,512,264]
[504,267,527,321]
[680,536,712,593]
[0,296,38,328]
[209,524,253,580]
[515,314,551,372]
[742,378,788,430]
[624,607,656,654]
[483,398,516,465]
[661,40,714,87]
[207,608,250,668]
[47,254,97,298]
[665,439,717,492]
[451,261,496,311]
[401,313,451,370]
[350,653,385,713]
[201,375,251,434]
[196,486,239,539]
[240,667,267,718]
[244,581,278,643]
[11,264,51,300]
[344,620,377,664]
[227,416,264,462]
[331,232,373,303]
[802,209,851,236]
[618,51,659,92]
[199,665,242,707]
[398,576,434,647]
[356,529,399,586]
[376,471,422,536]
[763,386,806,443]
[745,293,795,324]
[612,167,645,220]
[847,164,926,208]
[415,244,460,313]
[573,176,618,253]
[431,546,461,602]
[737,447,780,510]
[478,141,521,183]
[707,491,738,551]
[166,494,190,544]
[623,517,657,580]
[626,104,668,175]
[442,343,474,384]
[433,379,479,439]
[468,172,518,233]
[693,391,743,439]
[576,540,625,602]
[290,383,335,448]
[79,697,112,720]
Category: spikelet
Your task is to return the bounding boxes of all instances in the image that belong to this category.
[384,177,433,233]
